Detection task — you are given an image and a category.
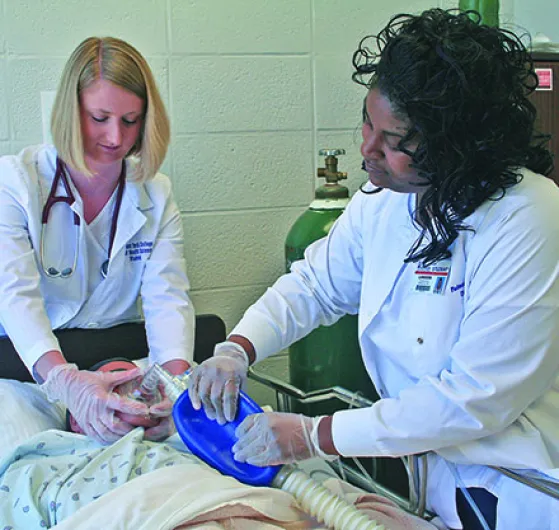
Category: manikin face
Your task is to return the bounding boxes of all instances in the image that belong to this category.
[361,88,425,194]
[79,79,144,172]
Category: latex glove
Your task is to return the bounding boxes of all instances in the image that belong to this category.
[42,363,149,444]
[232,412,336,467]
[188,341,249,425]
[144,397,176,441]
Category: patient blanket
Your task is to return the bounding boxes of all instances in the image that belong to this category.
[0,428,202,527]
[0,428,314,529]
[0,427,438,529]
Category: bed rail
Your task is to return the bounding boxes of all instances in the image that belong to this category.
[248,365,429,517]
[248,364,559,521]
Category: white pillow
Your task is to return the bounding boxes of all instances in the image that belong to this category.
[0,379,66,459]
[0,358,151,460]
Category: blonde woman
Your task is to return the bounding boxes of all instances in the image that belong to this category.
[0,37,194,444]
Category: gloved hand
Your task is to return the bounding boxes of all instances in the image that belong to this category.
[42,363,149,444]
[144,397,176,441]
[232,412,337,467]
[188,341,249,425]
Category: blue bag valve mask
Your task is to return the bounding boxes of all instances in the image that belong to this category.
[139,363,281,486]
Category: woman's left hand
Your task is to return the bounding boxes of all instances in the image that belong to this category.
[232,411,324,467]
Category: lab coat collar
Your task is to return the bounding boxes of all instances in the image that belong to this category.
[108,178,152,262]
[36,145,58,201]
[362,192,418,325]
[36,146,154,271]
[36,147,154,212]
[122,157,155,212]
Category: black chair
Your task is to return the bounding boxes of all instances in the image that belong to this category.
[0,314,226,382]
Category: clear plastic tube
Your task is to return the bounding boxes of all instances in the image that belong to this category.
[140,363,189,403]
[446,461,491,530]
[274,465,384,530]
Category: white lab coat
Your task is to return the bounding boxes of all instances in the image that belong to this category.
[232,169,559,528]
[0,144,195,372]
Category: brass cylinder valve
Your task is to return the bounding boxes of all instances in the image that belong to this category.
[317,148,347,185]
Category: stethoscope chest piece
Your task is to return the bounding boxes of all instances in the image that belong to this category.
[101,259,109,279]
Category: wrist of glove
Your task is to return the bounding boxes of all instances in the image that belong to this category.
[41,363,149,445]
[214,341,250,366]
[188,340,249,425]
[232,412,338,467]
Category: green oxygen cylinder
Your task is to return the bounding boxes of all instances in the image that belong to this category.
[459,0,500,26]
[285,149,379,417]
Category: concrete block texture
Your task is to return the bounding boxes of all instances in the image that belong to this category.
[313,0,434,55]
[315,54,364,130]
[145,57,171,116]
[170,0,312,54]
[171,56,312,134]
[0,0,5,54]
[3,0,168,55]
[0,141,10,155]
[0,58,7,140]
[182,207,304,292]
[171,131,314,212]
[190,284,268,334]
[7,58,65,142]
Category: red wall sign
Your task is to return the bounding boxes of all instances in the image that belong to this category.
[535,68,553,91]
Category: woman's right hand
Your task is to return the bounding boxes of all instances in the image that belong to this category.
[41,363,149,444]
[188,341,249,425]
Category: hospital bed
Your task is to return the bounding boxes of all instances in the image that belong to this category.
[0,316,555,529]
[0,315,434,529]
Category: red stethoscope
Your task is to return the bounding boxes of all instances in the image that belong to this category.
[40,157,126,279]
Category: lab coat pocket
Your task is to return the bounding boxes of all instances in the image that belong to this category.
[112,250,147,297]
[404,292,431,378]
[406,291,464,378]
[76,253,144,326]
[44,301,76,328]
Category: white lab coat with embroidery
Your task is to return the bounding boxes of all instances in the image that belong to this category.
[0,144,194,372]
[232,169,559,528]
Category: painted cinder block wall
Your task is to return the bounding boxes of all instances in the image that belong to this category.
[0,0,555,334]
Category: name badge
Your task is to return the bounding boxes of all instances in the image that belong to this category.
[413,259,451,295]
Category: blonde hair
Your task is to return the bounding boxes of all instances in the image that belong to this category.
[51,37,170,182]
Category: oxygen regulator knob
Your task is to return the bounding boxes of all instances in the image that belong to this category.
[317,148,347,184]
[318,148,346,157]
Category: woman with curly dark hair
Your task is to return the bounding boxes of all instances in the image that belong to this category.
[189,9,559,529]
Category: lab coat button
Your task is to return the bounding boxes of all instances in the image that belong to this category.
[417,337,424,344]
[86,322,99,329]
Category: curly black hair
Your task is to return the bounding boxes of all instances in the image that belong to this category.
[353,8,554,264]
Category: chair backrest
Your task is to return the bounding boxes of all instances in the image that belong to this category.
[0,314,226,382]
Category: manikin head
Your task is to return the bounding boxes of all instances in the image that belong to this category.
[67,357,161,434]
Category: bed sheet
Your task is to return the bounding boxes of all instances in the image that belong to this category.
[0,426,440,530]
[0,378,442,529]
